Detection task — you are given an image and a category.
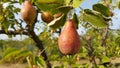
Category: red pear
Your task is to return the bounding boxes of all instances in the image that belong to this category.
[20,0,37,25]
[58,19,81,55]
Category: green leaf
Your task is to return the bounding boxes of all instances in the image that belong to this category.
[96,46,105,53]
[19,0,24,5]
[115,37,120,45]
[13,7,20,14]
[2,20,10,33]
[83,9,108,28]
[31,0,36,3]
[2,48,18,58]
[93,3,110,17]
[35,2,63,14]
[15,50,32,60]
[64,0,71,5]
[48,14,67,29]
[1,48,32,63]
[57,5,73,14]
[26,56,32,68]
[0,15,4,23]
[72,13,79,29]
[118,1,120,9]
[98,65,105,68]
[35,56,46,68]
[73,0,84,8]
[36,0,64,4]
[101,55,110,63]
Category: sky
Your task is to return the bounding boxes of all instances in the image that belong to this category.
[0,0,120,40]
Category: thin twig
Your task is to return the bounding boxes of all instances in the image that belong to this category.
[81,36,98,67]
[101,27,108,55]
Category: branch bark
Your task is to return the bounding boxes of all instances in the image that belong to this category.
[0,11,51,68]
[0,29,28,35]
[27,9,51,68]
[28,29,51,68]
[0,29,51,68]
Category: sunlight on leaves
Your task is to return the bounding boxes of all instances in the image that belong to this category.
[48,14,66,29]
[73,0,84,8]
[83,9,108,28]
[93,3,110,17]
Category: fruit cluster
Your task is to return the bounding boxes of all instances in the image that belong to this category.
[20,0,81,55]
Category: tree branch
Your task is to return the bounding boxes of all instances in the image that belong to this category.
[27,9,51,68]
[108,28,120,31]
[0,5,51,68]
[0,29,28,35]
[85,35,97,67]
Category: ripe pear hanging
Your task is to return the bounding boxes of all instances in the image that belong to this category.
[41,12,54,23]
[58,19,81,55]
[20,0,37,26]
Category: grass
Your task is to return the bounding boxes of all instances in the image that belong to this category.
[0,57,120,68]
[0,63,28,68]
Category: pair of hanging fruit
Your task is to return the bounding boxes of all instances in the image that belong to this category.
[20,0,62,25]
[20,0,81,55]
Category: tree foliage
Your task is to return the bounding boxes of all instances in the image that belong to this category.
[0,0,120,68]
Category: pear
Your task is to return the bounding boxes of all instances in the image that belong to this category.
[41,12,54,23]
[20,0,37,26]
[58,19,80,55]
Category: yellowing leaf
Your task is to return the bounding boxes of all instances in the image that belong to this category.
[37,0,63,4]
[64,0,71,5]
[48,14,66,29]
[35,2,62,14]
[73,0,84,8]
[57,5,73,14]
[101,55,110,63]
[0,15,4,23]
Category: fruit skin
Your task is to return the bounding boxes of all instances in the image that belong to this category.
[20,0,37,26]
[41,12,54,23]
[58,19,80,55]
